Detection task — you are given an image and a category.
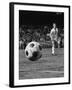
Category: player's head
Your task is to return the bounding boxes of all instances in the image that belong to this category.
[53,23,56,29]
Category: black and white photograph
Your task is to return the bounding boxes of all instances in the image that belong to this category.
[9,2,70,87]
[19,10,64,79]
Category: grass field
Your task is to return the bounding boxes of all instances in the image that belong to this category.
[19,48,64,79]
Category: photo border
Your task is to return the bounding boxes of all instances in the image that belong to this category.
[9,2,70,87]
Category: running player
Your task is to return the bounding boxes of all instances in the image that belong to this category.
[50,23,60,55]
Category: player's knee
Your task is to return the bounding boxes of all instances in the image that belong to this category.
[52,41,54,44]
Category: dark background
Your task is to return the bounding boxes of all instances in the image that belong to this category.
[19,10,64,28]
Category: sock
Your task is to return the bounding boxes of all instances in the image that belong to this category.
[52,46,55,54]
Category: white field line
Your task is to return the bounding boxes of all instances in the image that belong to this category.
[38,70,64,73]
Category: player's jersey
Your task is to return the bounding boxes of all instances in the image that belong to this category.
[50,28,58,41]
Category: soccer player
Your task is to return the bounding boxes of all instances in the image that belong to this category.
[50,23,59,55]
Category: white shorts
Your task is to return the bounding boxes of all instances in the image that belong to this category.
[51,37,61,44]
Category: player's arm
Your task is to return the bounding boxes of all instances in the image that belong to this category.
[56,28,58,38]
[57,28,58,33]
[50,29,53,39]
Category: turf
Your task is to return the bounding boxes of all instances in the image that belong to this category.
[19,48,64,79]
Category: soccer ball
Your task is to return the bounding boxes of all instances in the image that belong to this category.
[25,41,42,61]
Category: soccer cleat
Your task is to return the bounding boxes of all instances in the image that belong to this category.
[52,53,55,56]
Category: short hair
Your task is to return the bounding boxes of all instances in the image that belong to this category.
[53,23,56,25]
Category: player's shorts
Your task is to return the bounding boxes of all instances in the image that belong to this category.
[51,37,61,44]
[51,36,57,41]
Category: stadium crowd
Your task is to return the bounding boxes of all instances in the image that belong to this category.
[19,25,64,49]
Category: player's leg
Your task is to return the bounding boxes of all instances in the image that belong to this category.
[57,37,61,48]
[52,40,55,55]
